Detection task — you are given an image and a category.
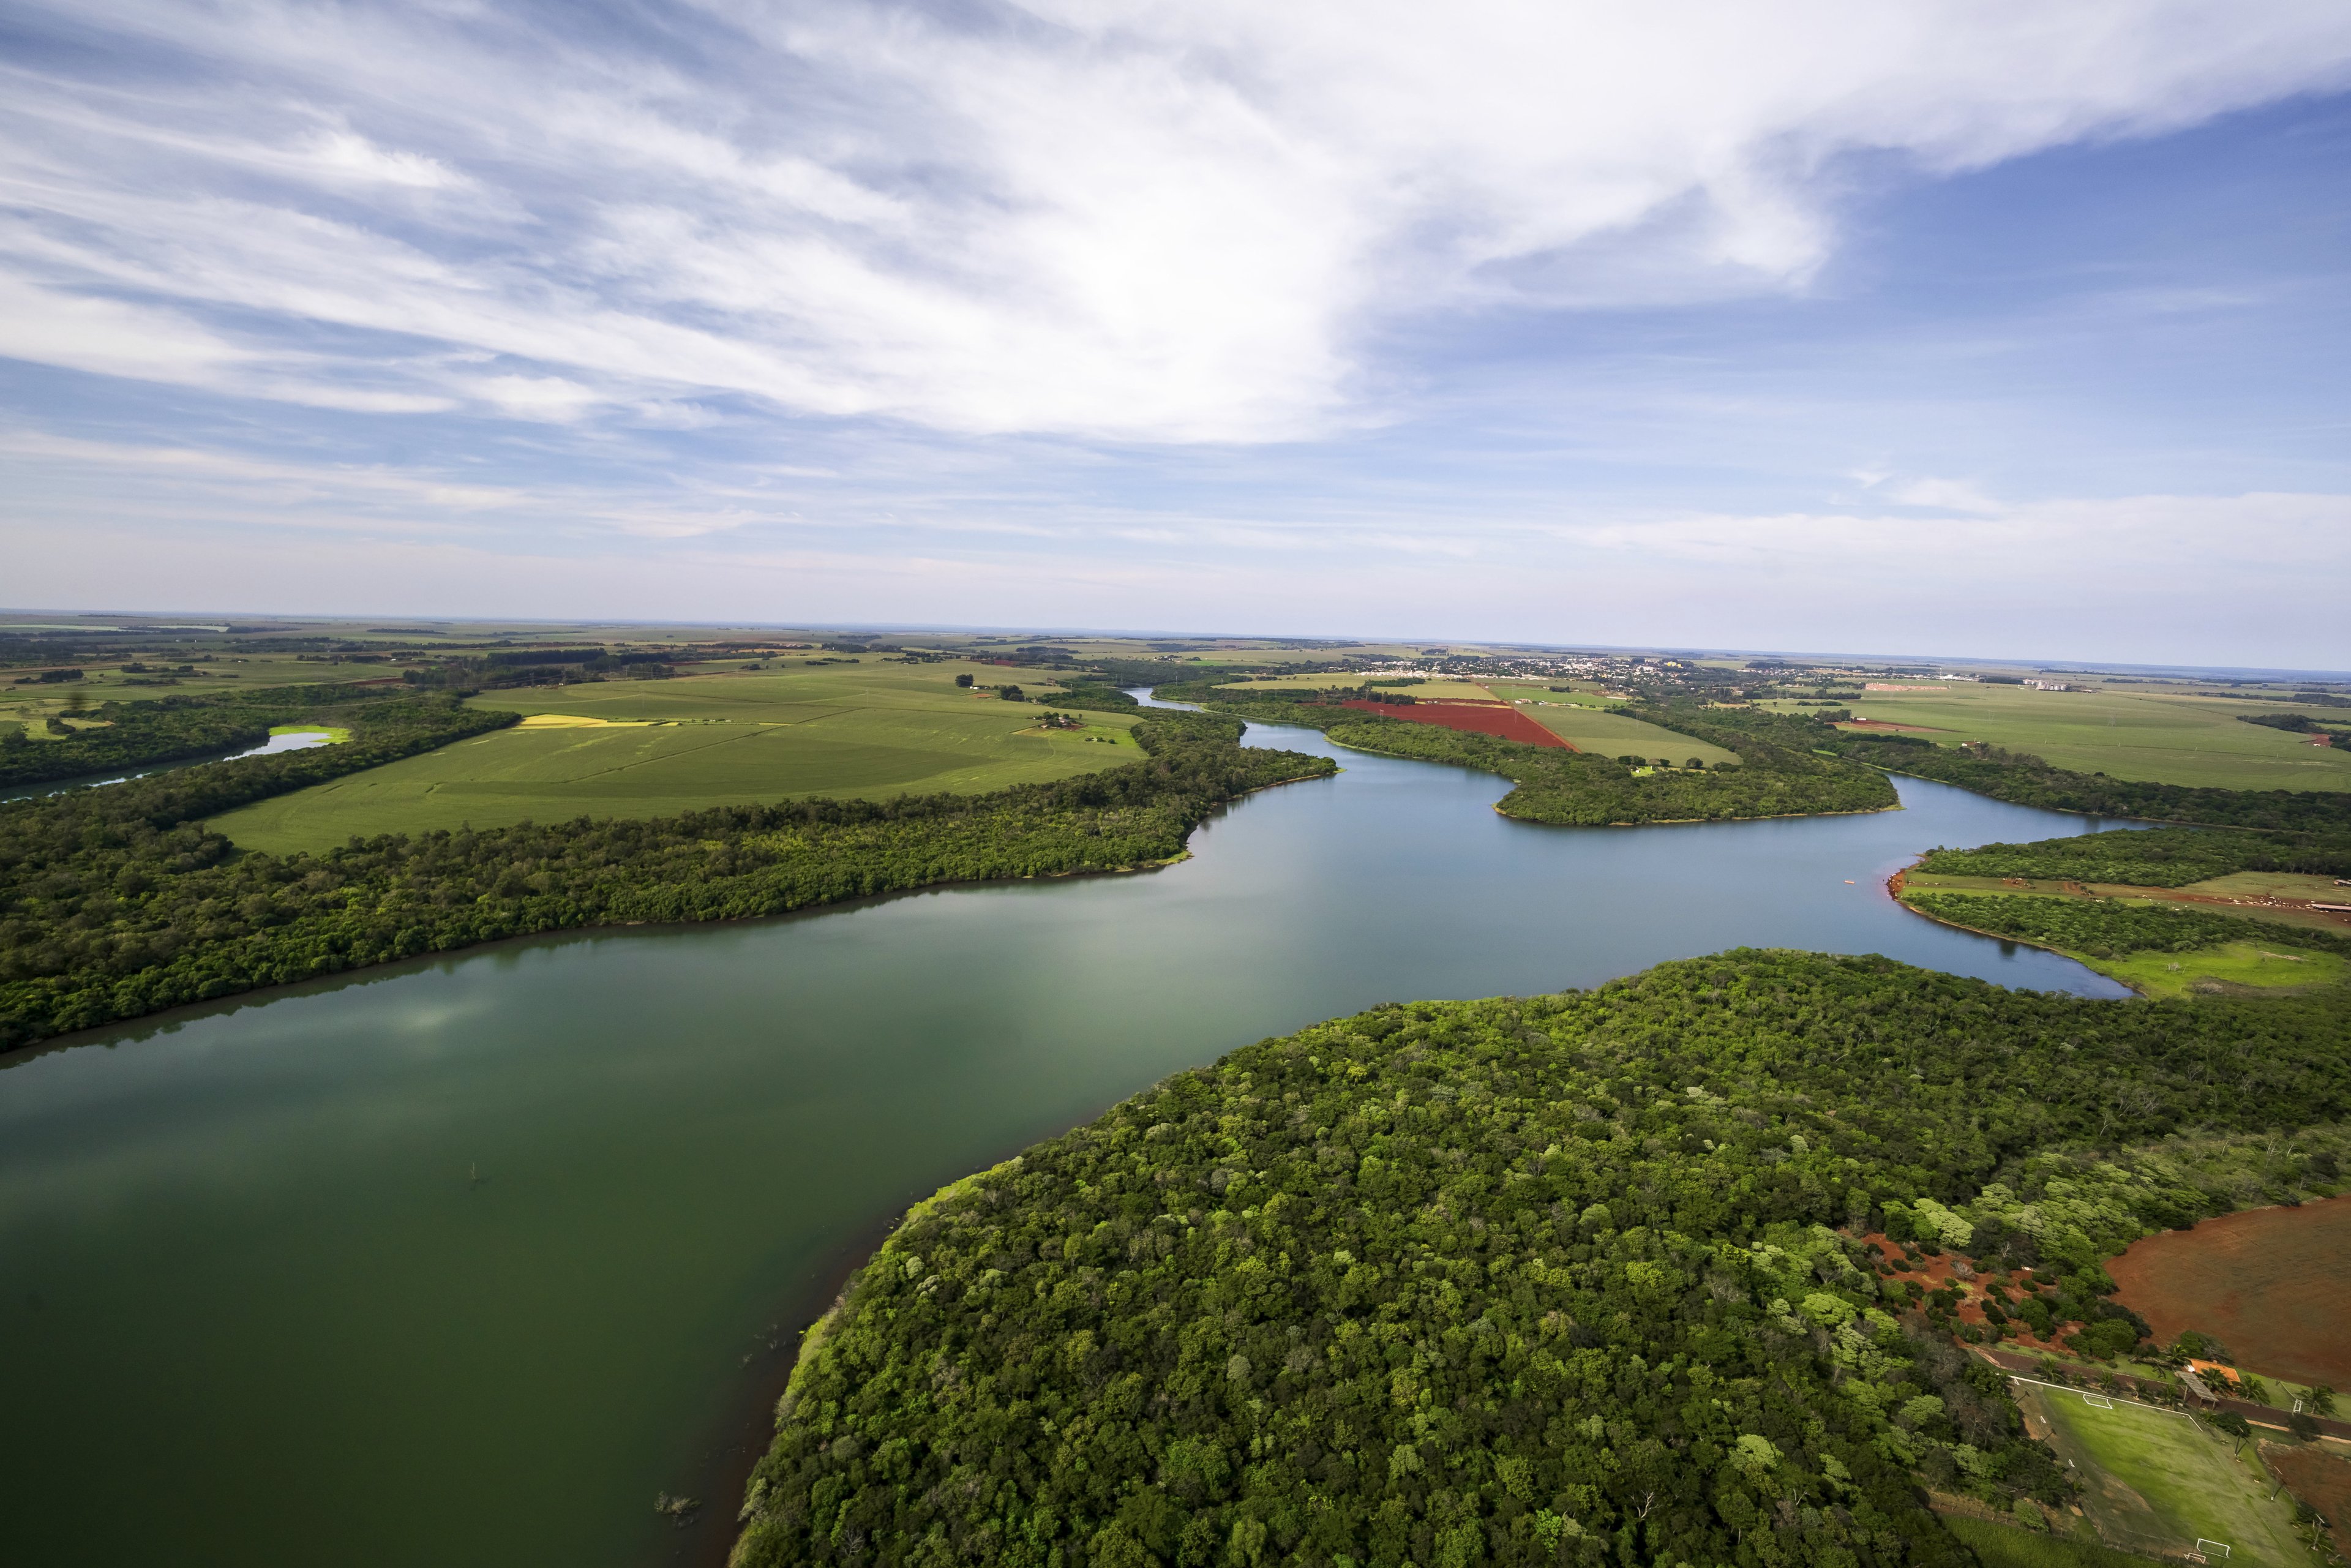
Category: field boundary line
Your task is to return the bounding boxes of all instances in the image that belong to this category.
[2006,1375,2203,1428]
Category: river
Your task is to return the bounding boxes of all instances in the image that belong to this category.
[0,715,2132,1567]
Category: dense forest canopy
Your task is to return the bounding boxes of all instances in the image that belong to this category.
[0,712,1330,1049]
[1164,686,1895,826]
[732,952,2350,1568]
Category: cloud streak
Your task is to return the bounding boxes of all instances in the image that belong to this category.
[6,0,2350,440]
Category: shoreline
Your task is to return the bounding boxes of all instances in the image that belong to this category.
[3,761,1339,1061]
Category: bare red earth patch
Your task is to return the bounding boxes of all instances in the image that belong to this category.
[1338,700,1572,749]
[2106,1195,2351,1387]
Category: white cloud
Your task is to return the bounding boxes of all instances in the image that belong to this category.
[0,0,2346,438]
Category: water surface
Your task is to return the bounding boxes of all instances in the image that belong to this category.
[0,720,2131,1566]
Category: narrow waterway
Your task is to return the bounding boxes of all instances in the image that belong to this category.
[0,718,2131,1567]
[0,726,336,803]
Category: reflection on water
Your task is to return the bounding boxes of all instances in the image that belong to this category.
[0,720,2134,1567]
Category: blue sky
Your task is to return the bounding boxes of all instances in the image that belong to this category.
[4,1,2349,667]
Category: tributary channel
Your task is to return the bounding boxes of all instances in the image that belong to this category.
[0,716,2134,1566]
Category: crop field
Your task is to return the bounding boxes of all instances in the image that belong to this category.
[2018,1383,2315,1567]
[1335,699,1567,747]
[1517,705,1744,765]
[207,663,1142,855]
[1783,683,2351,792]
[2106,1197,2351,1389]
[1213,675,1501,701]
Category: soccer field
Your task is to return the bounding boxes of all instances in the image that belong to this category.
[2018,1382,2316,1568]
[208,661,1143,854]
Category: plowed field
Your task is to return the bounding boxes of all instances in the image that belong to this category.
[1339,700,1570,748]
[2107,1195,2351,1387]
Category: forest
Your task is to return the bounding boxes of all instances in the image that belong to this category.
[1911,825,2351,887]
[1829,734,2351,832]
[0,711,1330,1049]
[1163,686,1896,825]
[730,950,2351,1568]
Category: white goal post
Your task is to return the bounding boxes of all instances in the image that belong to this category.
[2082,1393,2115,1409]
[2196,1540,2232,1559]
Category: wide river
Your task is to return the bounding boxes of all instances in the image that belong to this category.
[0,715,2131,1566]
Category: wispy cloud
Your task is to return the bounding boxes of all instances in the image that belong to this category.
[4,1,2349,440]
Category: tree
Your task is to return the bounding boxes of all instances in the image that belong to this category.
[2214,1411,2252,1441]
[954,674,973,688]
[2287,1411,2322,1441]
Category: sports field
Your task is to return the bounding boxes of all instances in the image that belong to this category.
[1940,1514,2172,1568]
[207,662,1142,855]
[2017,1382,2316,1567]
[1787,683,2351,792]
[2106,1197,2351,1390]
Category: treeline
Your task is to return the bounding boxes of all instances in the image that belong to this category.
[1830,734,2351,832]
[1900,891,2351,962]
[1914,825,2351,887]
[0,713,1330,1049]
[732,951,2351,1568]
[1169,685,1895,825]
[0,680,414,787]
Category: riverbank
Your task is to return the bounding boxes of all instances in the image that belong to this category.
[0,740,2143,1568]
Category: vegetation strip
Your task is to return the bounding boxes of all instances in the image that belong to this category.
[732,950,2349,1567]
[1168,683,1897,825]
[0,711,1332,1050]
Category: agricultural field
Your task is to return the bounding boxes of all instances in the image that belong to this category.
[206,662,1142,855]
[1780,683,2351,792]
[1212,674,1501,701]
[2106,1198,2351,1390]
[1516,704,1744,765]
[2017,1383,2316,1567]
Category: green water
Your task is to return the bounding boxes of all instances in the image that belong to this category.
[0,721,2131,1566]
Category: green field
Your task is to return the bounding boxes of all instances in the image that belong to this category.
[2019,1382,2316,1567]
[1787,684,2351,791]
[1941,1514,2169,1568]
[1515,705,1744,765]
[208,662,1142,855]
[2091,940,2351,999]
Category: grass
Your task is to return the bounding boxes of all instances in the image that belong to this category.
[2019,1382,2317,1568]
[207,662,1143,855]
[1941,1514,2170,1568]
[2090,942,2351,999]
[1765,683,2351,792]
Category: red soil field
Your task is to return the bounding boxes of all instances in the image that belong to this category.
[1837,719,1949,733]
[2263,1444,2351,1559]
[2107,1195,2351,1387]
[1337,700,1571,749]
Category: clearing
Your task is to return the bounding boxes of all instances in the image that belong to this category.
[2016,1381,2316,1567]
[1335,699,1568,748]
[2106,1197,2351,1390]
[1774,683,2351,792]
[207,662,1143,855]
[2088,941,2350,999]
